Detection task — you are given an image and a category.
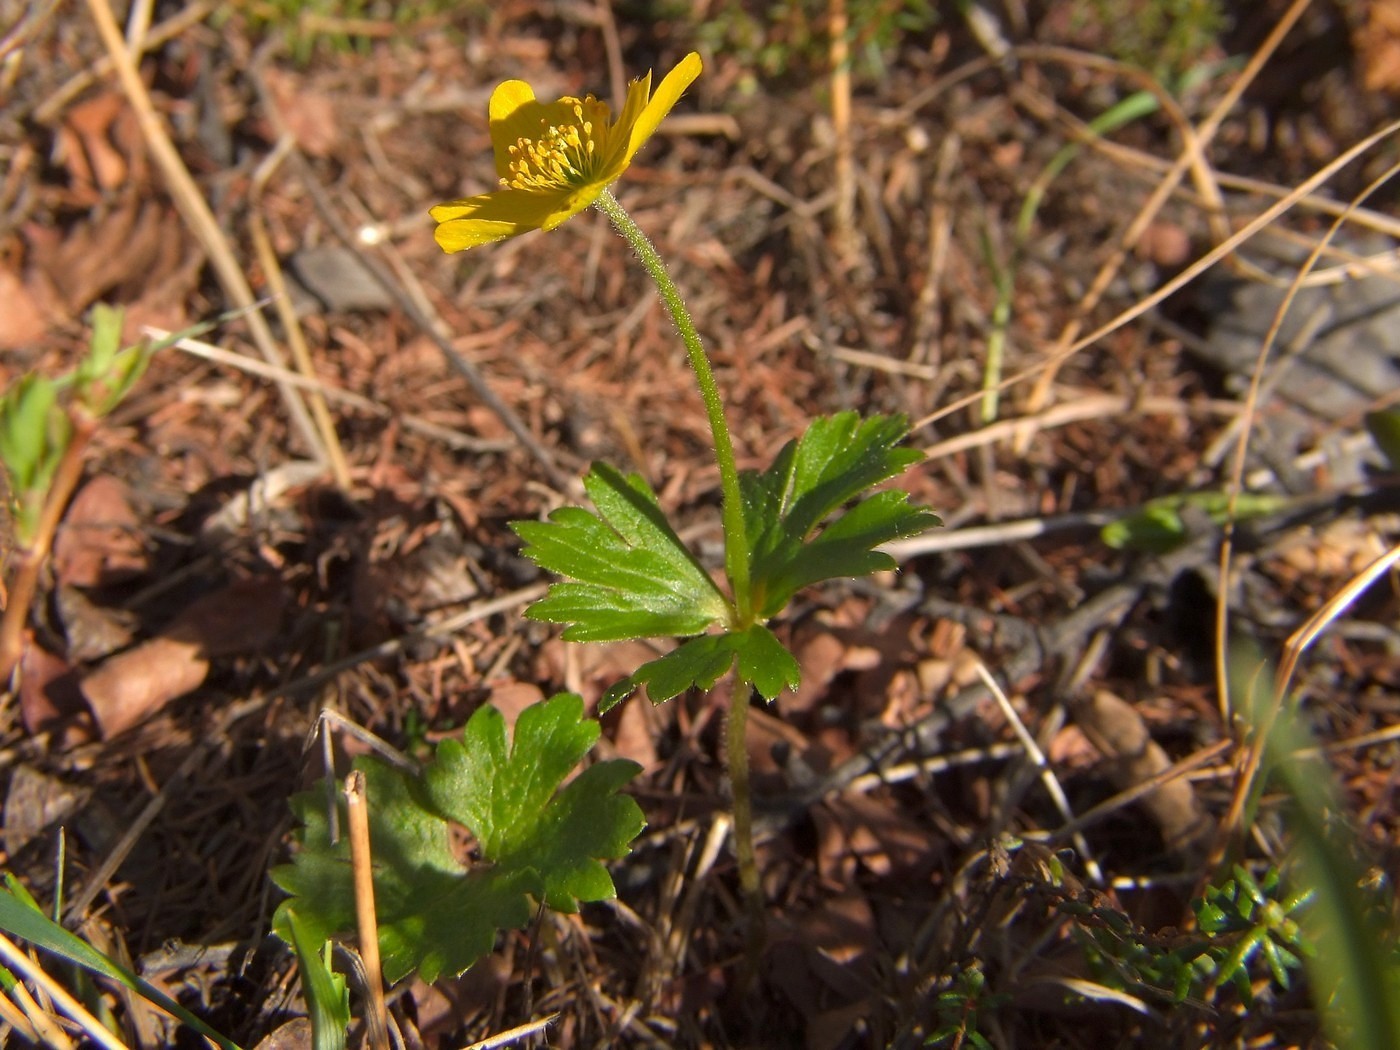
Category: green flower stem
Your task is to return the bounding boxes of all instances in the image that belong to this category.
[596,189,765,942]
[593,189,752,623]
[726,682,763,929]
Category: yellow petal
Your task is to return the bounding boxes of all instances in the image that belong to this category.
[623,52,702,165]
[431,187,576,253]
[488,79,539,180]
[431,55,702,254]
[489,79,536,122]
[435,217,519,252]
[539,185,604,230]
[610,72,652,148]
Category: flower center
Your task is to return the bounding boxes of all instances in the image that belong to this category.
[502,97,607,192]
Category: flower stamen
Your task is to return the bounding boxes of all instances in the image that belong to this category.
[502,96,607,192]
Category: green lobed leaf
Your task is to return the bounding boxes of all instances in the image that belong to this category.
[600,624,801,711]
[271,753,530,984]
[753,489,938,619]
[742,412,938,620]
[512,462,731,641]
[744,412,923,553]
[424,693,644,913]
[273,694,643,984]
[731,623,801,700]
[600,634,737,711]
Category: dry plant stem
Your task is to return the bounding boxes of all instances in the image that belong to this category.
[156,329,508,453]
[0,932,127,1050]
[1201,150,1396,878]
[0,411,95,684]
[976,661,1103,886]
[1213,157,1400,726]
[81,0,325,461]
[346,770,391,1050]
[459,1013,560,1050]
[828,0,857,266]
[32,0,217,124]
[248,136,353,491]
[1204,541,1400,885]
[912,116,1400,435]
[0,961,71,1049]
[1019,0,1315,418]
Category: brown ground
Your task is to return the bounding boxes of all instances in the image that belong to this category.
[3,0,1400,1047]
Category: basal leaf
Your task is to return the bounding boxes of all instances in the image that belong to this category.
[272,696,641,984]
[424,694,644,913]
[271,754,523,984]
[512,462,731,641]
[427,693,602,857]
[507,758,647,911]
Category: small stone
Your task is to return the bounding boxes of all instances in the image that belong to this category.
[289,244,393,313]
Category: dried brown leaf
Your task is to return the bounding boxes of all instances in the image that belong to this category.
[80,577,284,737]
[53,476,147,589]
[0,261,51,350]
[18,632,94,742]
[79,634,210,739]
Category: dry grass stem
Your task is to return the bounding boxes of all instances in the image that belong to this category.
[0,932,127,1050]
[346,770,391,1050]
[81,0,326,461]
[976,660,1104,886]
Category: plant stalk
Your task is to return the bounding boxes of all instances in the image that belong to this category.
[595,189,765,950]
[726,680,766,957]
[0,412,96,685]
[593,189,752,622]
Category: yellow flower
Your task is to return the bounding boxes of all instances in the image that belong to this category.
[431,53,703,253]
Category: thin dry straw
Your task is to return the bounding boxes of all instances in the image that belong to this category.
[82,0,326,463]
[911,116,1400,436]
[976,660,1105,887]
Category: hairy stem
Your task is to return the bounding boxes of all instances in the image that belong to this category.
[593,189,751,622]
[595,189,764,951]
